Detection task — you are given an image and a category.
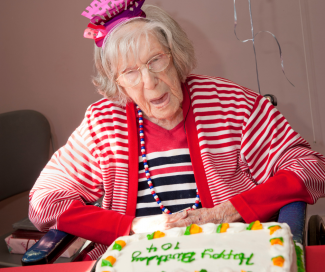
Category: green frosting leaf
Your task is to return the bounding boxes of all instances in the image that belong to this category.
[147,232,155,240]
[113,242,122,251]
[246,221,255,230]
[200,269,208,272]
[216,224,222,233]
[101,259,113,267]
[184,225,192,235]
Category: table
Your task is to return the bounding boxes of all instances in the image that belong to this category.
[1,246,324,271]
[305,245,325,272]
[0,261,96,272]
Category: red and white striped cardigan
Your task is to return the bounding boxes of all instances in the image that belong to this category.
[29,74,325,259]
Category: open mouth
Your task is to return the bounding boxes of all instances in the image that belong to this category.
[150,93,169,107]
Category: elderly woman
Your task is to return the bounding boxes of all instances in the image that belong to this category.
[29,0,325,261]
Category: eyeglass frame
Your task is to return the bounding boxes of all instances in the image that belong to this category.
[115,52,172,88]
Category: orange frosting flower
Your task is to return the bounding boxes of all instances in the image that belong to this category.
[251,220,263,230]
[269,225,282,235]
[153,230,165,239]
[220,223,230,233]
[105,256,116,266]
[272,256,285,267]
[270,238,283,246]
[115,240,126,248]
[189,224,203,234]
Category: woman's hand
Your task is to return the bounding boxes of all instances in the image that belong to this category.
[131,211,188,234]
[165,201,243,229]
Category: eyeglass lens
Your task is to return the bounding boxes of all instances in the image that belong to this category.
[119,53,170,87]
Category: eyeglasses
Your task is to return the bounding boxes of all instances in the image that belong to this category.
[116,52,171,88]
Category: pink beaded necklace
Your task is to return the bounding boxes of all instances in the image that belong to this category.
[136,105,200,214]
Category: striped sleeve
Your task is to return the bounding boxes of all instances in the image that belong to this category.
[241,95,325,200]
[29,118,105,232]
[231,94,325,221]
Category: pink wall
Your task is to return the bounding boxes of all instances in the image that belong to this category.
[1,0,324,216]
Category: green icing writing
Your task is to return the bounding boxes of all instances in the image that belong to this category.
[184,225,192,235]
[101,259,112,267]
[147,242,180,253]
[147,232,155,240]
[161,243,172,251]
[216,224,222,233]
[112,242,122,251]
[294,242,305,272]
[246,221,255,230]
[146,244,157,253]
[201,249,254,265]
[132,250,196,265]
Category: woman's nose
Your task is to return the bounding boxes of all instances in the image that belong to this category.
[141,67,157,90]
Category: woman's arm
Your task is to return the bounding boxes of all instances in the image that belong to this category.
[166,95,325,227]
[29,117,133,246]
[230,170,313,222]
[56,200,134,245]
[231,95,325,222]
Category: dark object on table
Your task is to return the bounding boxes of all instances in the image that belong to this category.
[11,229,46,240]
[308,215,325,246]
[12,217,39,231]
[21,230,78,265]
[21,201,100,266]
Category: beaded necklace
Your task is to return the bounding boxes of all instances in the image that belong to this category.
[136,105,200,214]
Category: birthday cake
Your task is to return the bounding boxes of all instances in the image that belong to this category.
[96,221,302,272]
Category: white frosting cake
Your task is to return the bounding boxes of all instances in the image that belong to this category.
[96,221,299,272]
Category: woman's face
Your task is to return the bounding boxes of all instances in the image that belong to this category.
[117,31,183,122]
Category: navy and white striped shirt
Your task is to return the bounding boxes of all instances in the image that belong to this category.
[136,118,201,217]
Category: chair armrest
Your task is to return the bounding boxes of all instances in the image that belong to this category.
[21,229,77,266]
[278,201,306,245]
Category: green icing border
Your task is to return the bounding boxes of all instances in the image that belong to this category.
[294,242,305,272]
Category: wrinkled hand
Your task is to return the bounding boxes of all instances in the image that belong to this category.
[165,201,243,229]
[131,212,187,234]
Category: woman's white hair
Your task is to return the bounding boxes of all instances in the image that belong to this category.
[92,5,197,106]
